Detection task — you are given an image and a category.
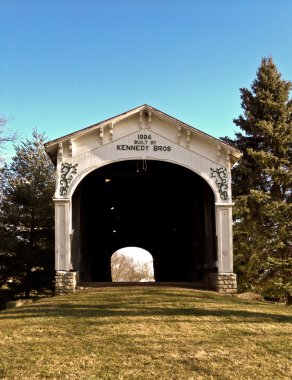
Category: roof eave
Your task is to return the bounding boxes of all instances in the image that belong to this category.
[44,104,242,163]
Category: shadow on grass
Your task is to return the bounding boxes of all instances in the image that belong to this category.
[1,302,291,323]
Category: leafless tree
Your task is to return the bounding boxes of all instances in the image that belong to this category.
[111,253,154,282]
[0,117,17,163]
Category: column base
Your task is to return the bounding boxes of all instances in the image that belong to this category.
[205,272,237,294]
[55,271,79,294]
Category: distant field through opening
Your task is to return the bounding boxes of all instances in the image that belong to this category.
[111,247,155,282]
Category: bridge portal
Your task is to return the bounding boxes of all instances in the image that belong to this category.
[45,105,241,294]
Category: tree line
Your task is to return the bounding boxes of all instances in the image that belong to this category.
[0,57,291,304]
[111,252,154,282]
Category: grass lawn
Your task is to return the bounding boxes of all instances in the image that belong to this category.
[0,286,291,380]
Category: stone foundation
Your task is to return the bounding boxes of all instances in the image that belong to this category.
[55,271,79,294]
[206,272,237,294]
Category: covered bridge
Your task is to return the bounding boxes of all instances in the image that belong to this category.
[45,105,241,294]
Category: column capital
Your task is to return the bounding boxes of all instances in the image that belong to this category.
[215,202,234,208]
[53,198,71,203]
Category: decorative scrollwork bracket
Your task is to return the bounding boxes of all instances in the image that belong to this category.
[60,162,78,196]
[210,167,228,201]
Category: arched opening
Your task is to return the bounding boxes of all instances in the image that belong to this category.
[71,160,216,283]
[111,247,155,282]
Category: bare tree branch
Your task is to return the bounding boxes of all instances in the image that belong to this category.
[0,117,17,163]
[111,253,154,282]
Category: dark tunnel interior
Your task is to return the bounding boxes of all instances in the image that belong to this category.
[71,160,217,282]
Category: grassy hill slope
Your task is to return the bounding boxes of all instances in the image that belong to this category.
[0,287,291,379]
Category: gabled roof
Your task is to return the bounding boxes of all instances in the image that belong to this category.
[45,104,242,164]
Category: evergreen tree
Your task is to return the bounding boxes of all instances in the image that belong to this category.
[223,57,292,301]
[0,130,55,298]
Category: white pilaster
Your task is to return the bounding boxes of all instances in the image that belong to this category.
[54,198,72,271]
[215,203,233,273]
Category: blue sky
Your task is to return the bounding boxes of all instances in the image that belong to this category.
[1,0,292,154]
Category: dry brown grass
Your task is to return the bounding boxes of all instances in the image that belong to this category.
[0,287,291,379]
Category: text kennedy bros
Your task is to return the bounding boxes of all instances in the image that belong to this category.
[116,144,171,152]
